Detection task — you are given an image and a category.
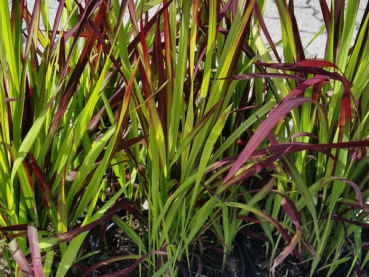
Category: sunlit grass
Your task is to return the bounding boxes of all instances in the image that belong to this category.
[0,1,369,276]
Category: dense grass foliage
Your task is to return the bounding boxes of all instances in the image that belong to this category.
[1,0,369,276]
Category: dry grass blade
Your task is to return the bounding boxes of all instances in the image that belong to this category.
[271,230,302,272]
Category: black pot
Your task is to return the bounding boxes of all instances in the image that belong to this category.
[79,214,260,277]
[234,234,262,277]
[76,211,127,276]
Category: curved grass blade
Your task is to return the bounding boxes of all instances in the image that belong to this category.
[81,251,167,277]
[224,97,313,184]
[271,230,302,272]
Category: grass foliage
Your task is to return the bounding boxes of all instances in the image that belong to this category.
[1,0,369,276]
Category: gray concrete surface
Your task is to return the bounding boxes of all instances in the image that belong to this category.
[264,0,367,58]
[22,0,367,59]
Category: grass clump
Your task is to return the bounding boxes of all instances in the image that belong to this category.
[0,0,369,276]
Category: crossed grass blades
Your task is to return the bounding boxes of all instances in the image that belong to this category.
[1,0,369,276]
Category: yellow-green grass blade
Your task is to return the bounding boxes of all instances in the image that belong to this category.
[9,146,38,225]
[171,102,221,168]
[168,0,190,157]
[182,106,232,250]
[72,62,138,225]
[142,0,162,12]
[345,10,369,83]
[185,197,218,246]
[157,163,226,235]
[57,169,68,256]
[336,0,359,72]
[55,231,86,277]
[251,20,288,99]
[180,0,199,179]
[112,215,146,253]
[327,1,358,136]
[39,184,126,250]
[199,0,217,101]
[205,0,256,113]
[43,250,54,277]
[282,157,320,245]
[46,187,126,276]
[10,94,56,184]
[0,0,20,98]
[66,126,116,213]
[51,53,116,191]
[362,251,369,272]
[151,256,177,277]
[210,100,277,163]
[190,105,232,210]
[275,0,296,62]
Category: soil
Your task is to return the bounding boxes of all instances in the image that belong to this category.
[90,227,148,277]
[178,231,243,277]
[241,224,369,277]
[65,218,369,277]
[71,224,242,277]
[73,219,148,277]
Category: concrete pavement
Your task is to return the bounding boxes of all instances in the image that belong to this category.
[264,0,367,58]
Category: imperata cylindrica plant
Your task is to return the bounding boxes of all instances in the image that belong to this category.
[1,0,369,276]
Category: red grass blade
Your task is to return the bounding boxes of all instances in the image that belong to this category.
[87,86,126,131]
[113,0,129,35]
[0,224,27,232]
[280,75,329,103]
[153,16,168,142]
[253,140,369,158]
[223,97,312,184]
[5,97,21,102]
[271,230,302,272]
[42,199,146,246]
[87,18,125,79]
[81,251,167,277]
[49,0,65,55]
[238,209,294,250]
[127,1,173,56]
[238,229,270,242]
[8,239,33,277]
[290,132,319,140]
[288,3,305,63]
[320,0,332,36]
[297,60,340,70]
[193,254,203,277]
[23,0,41,58]
[253,2,282,63]
[220,72,306,81]
[28,223,44,277]
[332,0,344,58]
[254,61,343,79]
[223,152,285,188]
[329,177,364,207]
[329,215,369,229]
[29,152,56,209]
[281,197,301,232]
[217,0,236,23]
